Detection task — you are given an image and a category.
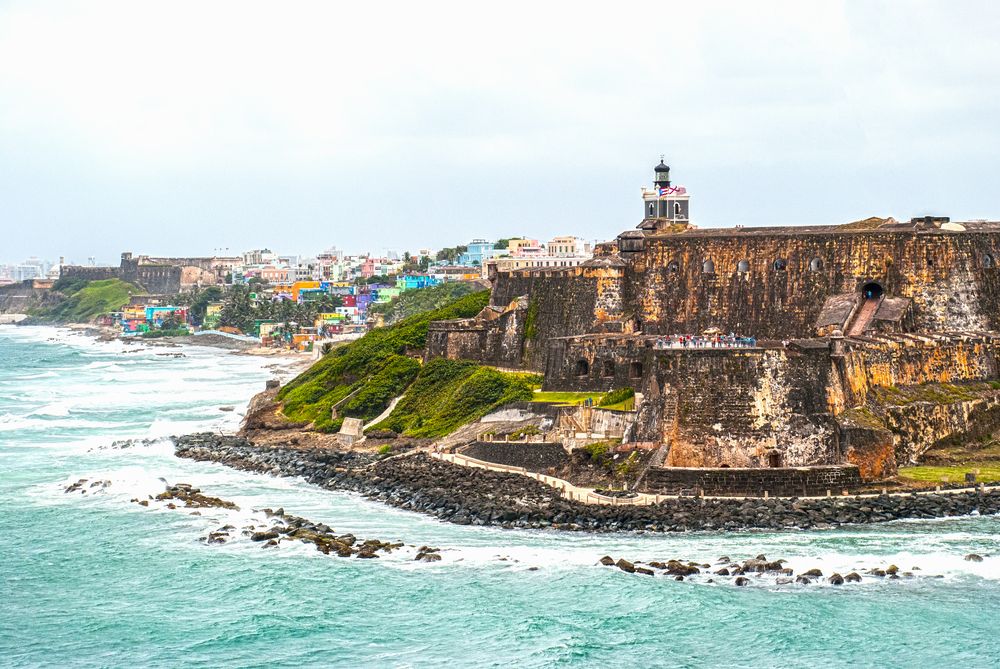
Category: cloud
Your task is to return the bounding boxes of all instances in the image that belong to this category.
[1,0,999,260]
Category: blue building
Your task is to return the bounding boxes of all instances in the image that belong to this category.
[457,239,498,267]
[396,274,439,291]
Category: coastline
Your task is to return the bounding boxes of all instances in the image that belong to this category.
[172,433,1000,533]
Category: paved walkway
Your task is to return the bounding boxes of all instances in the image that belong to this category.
[430,451,993,506]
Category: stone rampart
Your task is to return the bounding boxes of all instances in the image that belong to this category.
[641,464,862,497]
[627,229,1000,339]
[459,441,569,473]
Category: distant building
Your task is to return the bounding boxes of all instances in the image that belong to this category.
[458,240,499,266]
[506,238,540,256]
[547,236,592,257]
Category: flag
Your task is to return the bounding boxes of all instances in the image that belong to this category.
[658,186,687,196]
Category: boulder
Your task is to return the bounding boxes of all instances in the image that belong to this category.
[616,559,636,574]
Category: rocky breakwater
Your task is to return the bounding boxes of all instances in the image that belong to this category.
[173,433,1000,533]
[596,553,988,588]
[65,476,429,562]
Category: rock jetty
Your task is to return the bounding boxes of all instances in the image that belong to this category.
[173,433,1000,533]
[596,554,963,587]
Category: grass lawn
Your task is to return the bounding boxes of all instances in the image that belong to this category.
[600,398,636,412]
[897,463,1000,484]
[530,391,605,406]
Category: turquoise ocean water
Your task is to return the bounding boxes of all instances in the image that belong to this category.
[1,326,999,668]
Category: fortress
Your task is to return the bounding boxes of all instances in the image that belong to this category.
[427,161,1000,486]
[60,253,227,295]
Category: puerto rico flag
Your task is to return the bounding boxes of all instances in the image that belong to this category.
[659,186,687,196]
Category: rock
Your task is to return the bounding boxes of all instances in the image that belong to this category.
[844,572,862,583]
[734,577,750,586]
[714,568,730,576]
[616,559,636,574]
[886,565,899,575]
[802,568,823,578]
[635,567,655,576]
[828,573,845,585]
[251,531,279,542]
[965,554,984,562]
[776,577,794,585]
[795,576,811,584]
[599,556,615,566]
[415,552,442,562]
[673,575,684,581]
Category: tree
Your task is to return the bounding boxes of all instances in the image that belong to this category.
[188,285,224,325]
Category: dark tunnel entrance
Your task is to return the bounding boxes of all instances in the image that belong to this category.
[862,282,884,301]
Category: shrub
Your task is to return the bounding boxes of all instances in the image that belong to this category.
[599,387,635,407]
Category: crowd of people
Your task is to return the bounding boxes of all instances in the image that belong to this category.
[653,334,757,349]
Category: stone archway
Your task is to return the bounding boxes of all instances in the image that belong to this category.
[862,281,884,301]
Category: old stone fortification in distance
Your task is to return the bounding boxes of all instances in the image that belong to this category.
[60,252,223,295]
[426,161,1000,488]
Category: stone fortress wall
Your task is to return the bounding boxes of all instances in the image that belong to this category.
[426,215,1000,484]
[60,252,224,295]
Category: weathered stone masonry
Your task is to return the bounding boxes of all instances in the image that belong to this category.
[424,169,1000,484]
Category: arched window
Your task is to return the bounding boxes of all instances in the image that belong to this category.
[574,359,589,377]
[985,254,995,269]
[647,202,655,217]
[667,260,680,274]
[773,258,788,271]
[601,360,615,378]
[674,202,682,217]
[702,259,715,274]
[809,257,823,271]
[629,362,643,379]
[737,259,750,273]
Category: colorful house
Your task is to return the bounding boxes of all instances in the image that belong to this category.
[396,274,439,291]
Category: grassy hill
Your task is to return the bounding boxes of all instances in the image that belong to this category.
[367,358,537,437]
[278,290,492,432]
[30,278,139,323]
[369,282,480,325]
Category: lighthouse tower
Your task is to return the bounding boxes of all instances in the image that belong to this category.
[639,158,691,232]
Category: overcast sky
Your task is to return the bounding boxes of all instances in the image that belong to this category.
[2,1,999,263]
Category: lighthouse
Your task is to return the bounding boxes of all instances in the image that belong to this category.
[639,158,691,232]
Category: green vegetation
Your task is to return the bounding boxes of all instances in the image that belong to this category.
[218,285,344,333]
[368,358,535,438]
[369,282,479,325]
[873,382,997,406]
[31,278,139,323]
[185,286,224,325]
[435,245,468,263]
[530,391,604,406]
[838,406,889,431]
[140,328,191,338]
[277,291,490,432]
[898,464,1000,484]
[523,297,539,341]
[599,387,635,411]
[376,444,394,456]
